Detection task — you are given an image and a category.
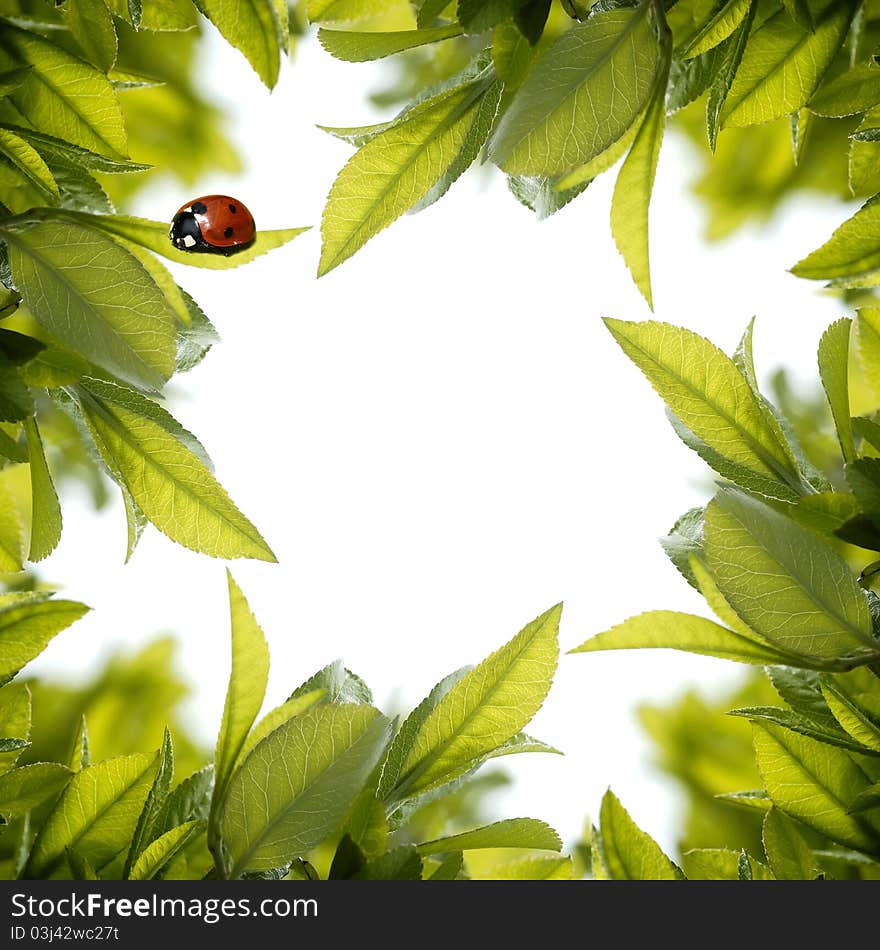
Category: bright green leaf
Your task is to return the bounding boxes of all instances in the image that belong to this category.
[416,818,561,855]
[219,704,392,878]
[63,0,118,73]
[818,318,855,464]
[595,789,681,880]
[704,489,879,665]
[24,416,62,563]
[753,721,880,852]
[487,8,660,176]
[236,689,326,768]
[810,62,880,118]
[26,751,159,878]
[318,25,462,62]
[212,571,270,819]
[762,807,821,880]
[73,387,276,562]
[792,198,880,283]
[0,762,71,819]
[128,820,202,880]
[0,127,59,202]
[721,3,853,128]
[677,0,751,59]
[2,218,176,392]
[198,0,285,89]
[387,605,560,803]
[604,319,802,492]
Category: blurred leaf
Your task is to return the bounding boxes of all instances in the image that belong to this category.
[0,682,30,772]
[352,845,422,879]
[26,751,159,877]
[468,853,572,878]
[488,9,660,176]
[219,704,392,878]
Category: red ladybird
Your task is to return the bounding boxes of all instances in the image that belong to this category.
[169,195,256,256]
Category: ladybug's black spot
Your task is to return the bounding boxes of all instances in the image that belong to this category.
[191,201,208,215]
[228,203,237,214]
[224,226,234,238]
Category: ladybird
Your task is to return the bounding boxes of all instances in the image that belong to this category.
[169,195,256,256]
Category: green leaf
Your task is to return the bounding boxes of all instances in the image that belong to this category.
[459,0,526,33]
[68,716,89,772]
[62,0,118,73]
[0,762,71,819]
[26,751,159,878]
[0,426,27,463]
[57,211,308,271]
[845,458,880,532]
[571,610,795,666]
[2,218,176,392]
[677,0,751,59]
[416,818,561,854]
[198,0,285,89]
[810,62,880,117]
[821,681,880,752]
[704,489,880,666]
[818,318,855,464]
[211,572,270,821]
[0,354,32,423]
[610,56,669,309]
[720,3,853,128]
[763,807,827,879]
[0,682,29,772]
[0,20,127,158]
[706,1,754,150]
[682,847,774,879]
[307,0,390,21]
[0,65,32,98]
[731,705,874,755]
[128,820,202,880]
[0,124,148,174]
[792,199,880,284]
[318,69,495,275]
[219,704,392,878]
[604,319,802,492]
[318,25,463,62]
[659,506,704,587]
[476,854,572,879]
[352,846,423,880]
[594,789,681,880]
[236,689,326,769]
[507,174,588,219]
[290,660,373,705]
[0,330,45,366]
[378,666,469,800]
[386,605,560,803]
[73,386,276,561]
[0,128,59,202]
[428,852,463,879]
[24,416,62,563]
[487,8,660,176]
[855,308,880,400]
[126,727,174,876]
[753,721,880,852]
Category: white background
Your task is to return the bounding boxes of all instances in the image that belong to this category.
[27,26,858,855]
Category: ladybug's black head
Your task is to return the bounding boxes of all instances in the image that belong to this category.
[169,211,204,251]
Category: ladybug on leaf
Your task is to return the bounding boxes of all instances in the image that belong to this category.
[169,195,256,256]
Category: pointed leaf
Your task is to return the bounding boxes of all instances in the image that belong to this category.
[128,820,202,880]
[198,0,285,89]
[487,8,660,176]
[817,318,855,464]
[24,416,62,563]
[416,818,561,855]
[0,762,71,819]
[219,704,392,878]
[0,592,87,682]
[318,25,462,62]
[595,789,681,880]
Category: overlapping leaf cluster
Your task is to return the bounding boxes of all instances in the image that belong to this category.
[574,315,880,879]
[0,3,307,571]
[0,574,569,880]
[313,0,880,305]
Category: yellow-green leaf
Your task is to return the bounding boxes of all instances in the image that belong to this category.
[595,789,681,880]
[24,416,62,564]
